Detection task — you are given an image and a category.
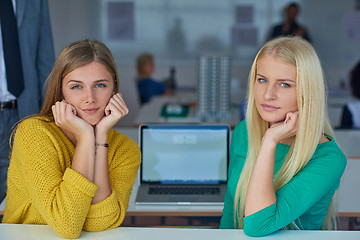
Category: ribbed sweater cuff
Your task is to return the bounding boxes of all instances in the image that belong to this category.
[87,191,122,218]
[63,168,98,197]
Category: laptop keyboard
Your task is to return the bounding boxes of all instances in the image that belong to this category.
[149,187,220,195]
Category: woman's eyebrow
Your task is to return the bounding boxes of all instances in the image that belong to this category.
[66,79,111,84]
[94,79,111,83]
[256,73,267,78]
[256,73,295,82]
[66,80,82,84]
[278,78,296,83]
[278,79,296,83]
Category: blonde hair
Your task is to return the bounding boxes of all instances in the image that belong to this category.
[40,39,119,117]
[234,36,335,230]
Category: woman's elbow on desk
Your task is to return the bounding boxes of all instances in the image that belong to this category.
[83,211,124,233]
[242,206,279,237]
[51,224,82,239]
[83,197,126,232]
[243,223,275,237]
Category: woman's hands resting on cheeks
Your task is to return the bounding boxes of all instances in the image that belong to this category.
[51,93,128,203]
[245,112,299,217]
[51,93,128,143]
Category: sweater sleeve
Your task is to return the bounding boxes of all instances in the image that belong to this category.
[13,119,98,239]
[83,133,141,232]
[242,144,347,237]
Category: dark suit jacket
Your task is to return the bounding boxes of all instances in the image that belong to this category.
[16,0,55,118]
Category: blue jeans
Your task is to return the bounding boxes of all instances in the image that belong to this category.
[0,109,19,203]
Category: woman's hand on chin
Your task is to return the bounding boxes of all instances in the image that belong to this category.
[52,101,93,140]
[264,111,299,144]
[95,93,129,134]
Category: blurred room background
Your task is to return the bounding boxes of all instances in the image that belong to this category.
[48,0,360,127]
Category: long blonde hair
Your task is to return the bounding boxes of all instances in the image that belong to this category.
[234,36,334,229]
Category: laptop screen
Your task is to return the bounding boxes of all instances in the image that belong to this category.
[140,125,229,184]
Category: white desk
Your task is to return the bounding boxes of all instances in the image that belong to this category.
[1,224,360,240]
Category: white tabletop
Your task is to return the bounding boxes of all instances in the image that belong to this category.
[1,224,360,240]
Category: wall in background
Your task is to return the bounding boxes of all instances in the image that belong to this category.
[48,0,360,126]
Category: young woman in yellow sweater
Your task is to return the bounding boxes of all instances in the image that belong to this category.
[3,40,141,239]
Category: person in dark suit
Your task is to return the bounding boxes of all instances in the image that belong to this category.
[0,0,55,203]
[340,61,360,129]
[268,3,311,42]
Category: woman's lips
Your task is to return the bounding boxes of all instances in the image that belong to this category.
[261,104,280,112]
[82,108,99,114]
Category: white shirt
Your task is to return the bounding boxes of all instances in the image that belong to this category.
[0,0,17,102]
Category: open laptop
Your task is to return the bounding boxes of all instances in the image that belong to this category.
[136,124,230,205]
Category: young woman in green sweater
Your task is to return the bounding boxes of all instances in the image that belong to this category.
[220,36,346,236]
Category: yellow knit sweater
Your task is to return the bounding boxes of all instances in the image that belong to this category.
[3,117,141,239]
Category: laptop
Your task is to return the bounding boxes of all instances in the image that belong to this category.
[135,124,230,205]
